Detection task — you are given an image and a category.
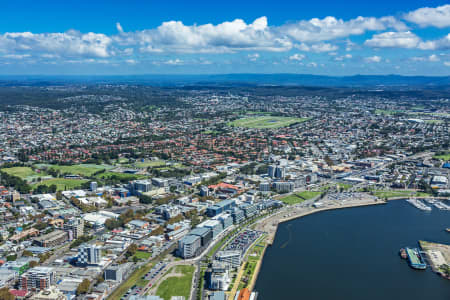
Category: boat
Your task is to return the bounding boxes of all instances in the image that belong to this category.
[406,198,432,211]
[399,248,407,259]
[405,247,427,270]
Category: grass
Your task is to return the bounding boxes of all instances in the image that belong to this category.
[95,171,146,181]
[107,262,154,300]
[156,265,195,300]
[134,251,151,260]
[32,178,88,191]
[372,190,431,199]
[433,153,450,161]
[280,191,321,205]
[425,119,444,124]
[135,160,166,168]
[46,164,112,176]
[1,166,41,180]
[228,116,309,129]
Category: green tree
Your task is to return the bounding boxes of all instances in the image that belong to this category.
[76,279,91,295]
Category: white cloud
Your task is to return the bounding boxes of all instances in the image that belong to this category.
[404,5,450,28]
[118,17,293,54]
[335,54,352,61]
[248,53,260,61]
[365,56,381,63]
[411,54,441,62]
[0,30,112,58]
[365,31,420,48]
[3,54,31,59]
[417,33,450,50]
[280,16,406,42]
[365,31,450,51]
[116,22,124,33]
[125,59,137,64]
[163,58,183,65]
[289,53,305,61]
[444,61,450,67]
[295,42,338,52]
[307,62,317,67]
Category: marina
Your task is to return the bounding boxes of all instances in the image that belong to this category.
[406,198,432,211]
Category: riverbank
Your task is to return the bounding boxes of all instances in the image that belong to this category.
[254,200,450,300]
[255,197,385,245]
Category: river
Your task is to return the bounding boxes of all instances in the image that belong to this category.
[254,200,450,299]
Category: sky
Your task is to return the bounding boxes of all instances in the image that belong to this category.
[0,0,449,75]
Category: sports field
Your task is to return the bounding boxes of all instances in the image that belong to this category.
[155,265,195,300]
[0,166,41,180]
[228,116,309,129]
[433,152,450,161]
[32,178,88,191]
[46,164,112,176]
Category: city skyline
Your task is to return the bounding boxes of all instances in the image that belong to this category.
[0,1,449,75]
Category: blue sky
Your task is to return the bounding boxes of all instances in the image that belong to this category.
[0,0,449,75]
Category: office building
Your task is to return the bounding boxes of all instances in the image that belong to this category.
[33,230,67,248]
[190,227,213,247]
[63,218,84,240]
[259,182,271,192]
[274,181,294,193]
[178,235,201,258]
[206,199,236,217]
[198,220,223,239]
[104,263,131,282]
[213,213,233,229]
[215,250,241,268]
[78,243,102,265]
[20,267,55,292]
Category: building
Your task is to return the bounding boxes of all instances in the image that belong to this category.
[206,199,236,217]
[230,208,245,224]
[273,182,294,193]
[63,218,84,240]
[132,180,152,193]
[78,243,102,265]
[268,165,276,178]
[215,250,241,268]
[212,213,233,230]
[152,178,168,187]
[190,227,213,247]
[259,182,271,192]
[208,292,226,300]
[20,267,55,292]
[31,287,67,300]
[198,220,223,239]
[33,230,67,248]
[207,262,230,291]
[104,263,131,282]
[90,182,98,192]
[275,166,285,179]
[240,203,258,219]
[178,235,201,258]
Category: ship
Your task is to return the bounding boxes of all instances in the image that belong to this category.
[405,247,427,270]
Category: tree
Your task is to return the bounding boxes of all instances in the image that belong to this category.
[22,250,33,257]
[0,287,14,300]
[29,260,39,268]
[76,279,91,295]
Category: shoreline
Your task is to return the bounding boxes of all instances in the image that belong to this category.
[244,198,386,298]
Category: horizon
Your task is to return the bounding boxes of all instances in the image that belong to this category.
[0,1,449,75]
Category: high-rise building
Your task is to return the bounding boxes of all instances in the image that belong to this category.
[78,243,102,265]
[63,218,84,240]
[275,166,285,179]
[90,181,98,192]
[268,165,276,178]
[20,267,55,292]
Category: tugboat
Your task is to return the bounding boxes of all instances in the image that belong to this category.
[399,248,407,259]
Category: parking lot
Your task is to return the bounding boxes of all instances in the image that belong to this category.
[224,229,262,256]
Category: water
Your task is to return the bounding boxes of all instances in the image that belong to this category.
[254,200,450,300]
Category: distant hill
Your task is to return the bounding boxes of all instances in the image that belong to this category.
[0,74,449,88]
